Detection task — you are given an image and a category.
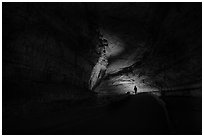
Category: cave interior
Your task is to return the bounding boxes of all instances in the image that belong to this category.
[2,2,202,135]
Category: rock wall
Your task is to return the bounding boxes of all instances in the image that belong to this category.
[3,3,98,102]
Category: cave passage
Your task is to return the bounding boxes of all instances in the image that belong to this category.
[2,2,202,135]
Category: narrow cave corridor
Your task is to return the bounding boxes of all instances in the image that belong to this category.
[2,2,202,135]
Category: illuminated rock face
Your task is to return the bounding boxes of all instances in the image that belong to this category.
[89,55,108,90]
[89,30,109,90]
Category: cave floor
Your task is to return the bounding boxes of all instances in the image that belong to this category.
[3,93,202,135]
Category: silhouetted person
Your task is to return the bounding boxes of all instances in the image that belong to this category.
[134,86,137,94]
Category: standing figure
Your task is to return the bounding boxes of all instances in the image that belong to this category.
[134,86,137,94]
